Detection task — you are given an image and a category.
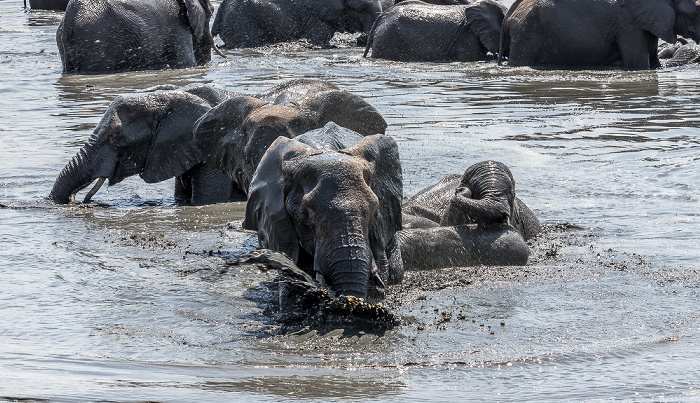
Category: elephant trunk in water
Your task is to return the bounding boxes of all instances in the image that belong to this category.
[315,230,374,299]
[49,143,112,204]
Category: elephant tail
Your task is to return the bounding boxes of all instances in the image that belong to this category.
[363,11,383,58]
[497,22,509,64]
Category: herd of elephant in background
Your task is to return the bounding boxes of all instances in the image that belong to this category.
[25,0,700,300]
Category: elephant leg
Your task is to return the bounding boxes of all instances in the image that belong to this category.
[177,163,246,205]
[306,23,335,47]
[618,28,656,69]
[385,233,404,284]
[399,224,529,270]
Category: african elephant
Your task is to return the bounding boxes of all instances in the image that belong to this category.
[400,161,540,270]
[659,39,700,66]
[394,0,473,6]
[243,122,403,300]
[192,79,388,195]
[27,0,69,10]
[57,0,223,73]
[211,0,383,48]
[499,0,700,69]
[49,85,242,205]
[363,0,507,62]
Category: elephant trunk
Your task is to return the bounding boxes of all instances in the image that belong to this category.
[315,233,373,299]
[440,193,511,226]
[49,145,108,204]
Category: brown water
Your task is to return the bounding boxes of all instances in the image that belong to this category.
[1,1,699,401]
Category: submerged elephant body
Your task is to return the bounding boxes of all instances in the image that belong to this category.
[57,0,218,73]
[500,0,700,69]
[212,0,382,48]
[364,0,506,62]
[400,161,540,270]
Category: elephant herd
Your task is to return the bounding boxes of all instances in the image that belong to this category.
[30,0,700,301]
[49,79,540,300]
[30,0,700,70]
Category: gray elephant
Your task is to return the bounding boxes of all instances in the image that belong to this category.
[211,0,383,48]
[659,39,700,67]
[27,0,69,10]
[394,0,473,6]
[400,161,540,270]
[363,0,506,62]
[243,122,403,300]
[499,0,700,69]
[57,0,223,73]
[49,85,242,205]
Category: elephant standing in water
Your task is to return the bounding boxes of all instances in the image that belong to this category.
[242,123,403,300]
[499,0,700,69]
[211,0,383,48]
[49,79,386,205]
[400,161,540,270]
[364,0,506,62]
[57,0,223,73]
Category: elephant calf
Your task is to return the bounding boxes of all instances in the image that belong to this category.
[363,0,507,62]
[400,161,541,270]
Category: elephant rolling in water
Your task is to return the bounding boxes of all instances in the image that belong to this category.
[364,0,506,62]
[243,123,403,300]
[57,0,223,73]
[499,0,700,69]
[211,0,383,48]
[401,161,541,270]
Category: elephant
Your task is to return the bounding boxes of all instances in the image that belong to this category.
[27,0,69,10]
[57,0,224,73]
[394,0,472,5]
[399,160,540,270]
[363,0,507,62]
[211,0,383,48]
[242,122,403,300]
[499,0,700,69]
[49,85,243,205]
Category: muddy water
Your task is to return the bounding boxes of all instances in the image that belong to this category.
[1,0,699,401]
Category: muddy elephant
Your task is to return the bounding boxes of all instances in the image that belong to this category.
[364,0,506,62]
[499,0,700,69]
[243,122,403,300]
[659,39,700,66]
[400,161,540,270]
[27,0,69,10]
[49,85,243,205]
[211,0,383,48]
[192,80,388,194]
[57,0,223,73]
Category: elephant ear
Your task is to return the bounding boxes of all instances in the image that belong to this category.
[291,90,388,137]
[621,0,677,43]
[140,92,212,183]
[243,137,317,263]
[193,96,268,185]
[464,0,508,54]
[183,0,212,40]
[342,134,403,245]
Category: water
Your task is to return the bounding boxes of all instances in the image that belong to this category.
[1,0,699,400]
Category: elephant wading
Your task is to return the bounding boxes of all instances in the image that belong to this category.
[211,0,383,48]
[400,161,541,270]
[499,0,700,69]
[49,85,242,205]
[57,0,223,73]
[363,0,506,62]
[242,123,403,300]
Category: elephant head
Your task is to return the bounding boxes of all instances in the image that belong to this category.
[49,91,213,204]
[193,80,388,195]
[243,122,403,300]
[622,0,700,44]
[463,0,508,55]
[439,160,518,228]
[342,0,384,34]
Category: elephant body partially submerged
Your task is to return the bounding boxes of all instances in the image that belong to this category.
[364,0,506,62]
[211,0,383,48]
[57,0,219,73]
[499,0,700,69]
[400,161,540,270]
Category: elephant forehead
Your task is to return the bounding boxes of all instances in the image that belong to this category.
[295,153,374,189]
[246,105,299,129]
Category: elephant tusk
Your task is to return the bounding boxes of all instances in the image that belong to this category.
[212,43,226,58]
[83,177,106,203]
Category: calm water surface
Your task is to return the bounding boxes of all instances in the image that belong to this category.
[1,0,699,401]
